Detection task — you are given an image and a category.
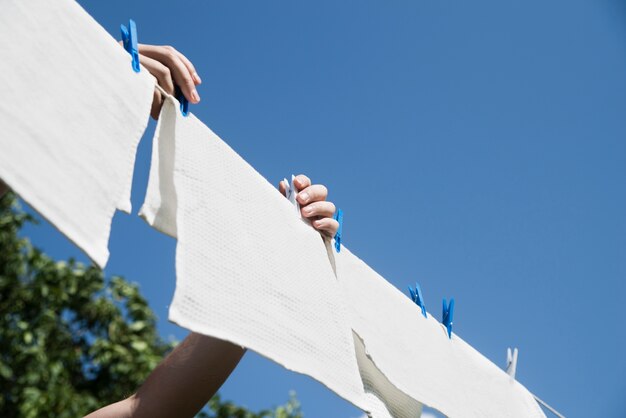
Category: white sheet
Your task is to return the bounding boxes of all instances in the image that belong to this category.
[353,332,423,418]
[335,246,546,418]
[0,0,154,267]
[140,96,374,413]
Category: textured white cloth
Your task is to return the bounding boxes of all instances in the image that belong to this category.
[140,97,373,412]
[142,96,540,417]
[335,247,546,418]
[0,0,154,267]
[0,1,546,415]
[353,332,423,418]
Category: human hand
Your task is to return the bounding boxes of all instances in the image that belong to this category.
[121,43,202,120]
[279,174,339,237]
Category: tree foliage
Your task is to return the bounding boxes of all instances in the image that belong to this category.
[201,392,302,418]
[0,193,302,418]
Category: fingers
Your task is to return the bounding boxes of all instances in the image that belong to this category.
[312,218,339,237]
[140,54,175,95]
[278,179,288,197]
[303,197,338,237]
[139,55,169,120]
[138,44,201,104]
[301,201,336,219]
[296,184,328,206]
[176,50,202,84]
[128,43,202,118]
[278,175,310,196]
[277,174,338,237]
[293,174,311,191]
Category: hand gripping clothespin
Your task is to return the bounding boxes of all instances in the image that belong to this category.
[121,19,188,116]
[506,347,518,378]
[283,175,343,252]
[408,282,427,318]
[442,298,455,339]
[120,19,140,73]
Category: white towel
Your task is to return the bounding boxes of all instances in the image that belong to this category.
[335,247,546,418]
[140,97,374,413]
[353,332,423,418]
[0,0,154,267]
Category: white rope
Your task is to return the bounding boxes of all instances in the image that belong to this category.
[533,394,566,418]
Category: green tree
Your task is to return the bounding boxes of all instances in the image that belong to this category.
[0,193,303,418]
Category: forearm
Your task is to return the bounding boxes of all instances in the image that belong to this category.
[85,333,245,418]
[83,399,134,418]
[132,333,245,417]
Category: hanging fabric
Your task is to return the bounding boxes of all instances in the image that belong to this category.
[0,0,154,267]
[335,246,546,418]
[140,96,378,415]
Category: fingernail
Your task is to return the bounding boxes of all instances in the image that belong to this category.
[299,192,309,203]
[193,72,202,84]
[303,206,313,215]
[191,89,200,103]
[314,219,324,228]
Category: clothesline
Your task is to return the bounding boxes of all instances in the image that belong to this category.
[533,395,565,418]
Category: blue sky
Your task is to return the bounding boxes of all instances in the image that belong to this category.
[20,1,625,416]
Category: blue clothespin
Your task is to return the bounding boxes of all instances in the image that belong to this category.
[333,209,343,252]
[407,283,427,318]
[175,85,189,117]
[442,298,454,339]
[120,19,140,73]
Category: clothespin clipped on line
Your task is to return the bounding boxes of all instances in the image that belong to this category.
[120,19,189,116]
[282,175,301,215]
[333,208,343,253]
[408,282,427,318]
[506,347,518,379]
[503,348,565,418]
[442,298,454,339]
[175,85,189,117]
[120,19,140,73]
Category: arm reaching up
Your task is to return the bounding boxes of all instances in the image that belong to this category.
[84,334,244,418]
[85,174,341,418]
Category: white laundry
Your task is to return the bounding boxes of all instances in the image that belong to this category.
[0,0,154,267]
[141,96,542,417]
[335,246,546,418]
[140,96,374,413]
[352,332,423,418]
[0,1,553,416]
